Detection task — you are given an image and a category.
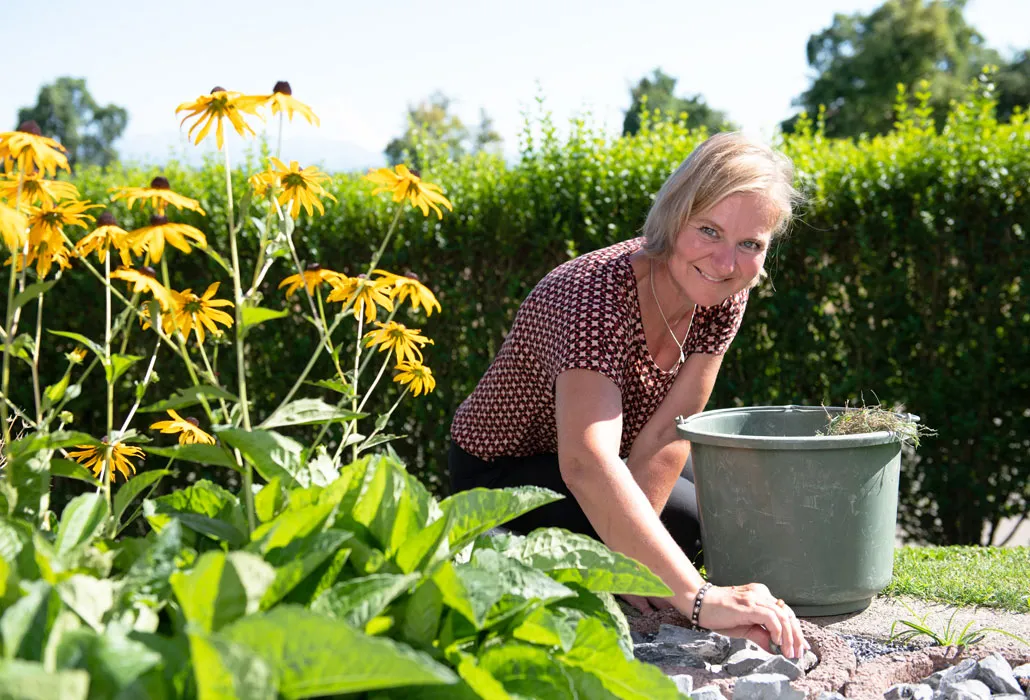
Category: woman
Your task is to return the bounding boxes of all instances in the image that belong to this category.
[449,132,807,657]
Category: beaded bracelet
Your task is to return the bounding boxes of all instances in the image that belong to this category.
[690,581,713,628]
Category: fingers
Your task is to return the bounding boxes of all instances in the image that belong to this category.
[651,596,676,610]
[621,594,654,614]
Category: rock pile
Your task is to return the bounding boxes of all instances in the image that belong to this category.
[882,655,1030,700]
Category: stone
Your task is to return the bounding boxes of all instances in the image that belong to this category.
[816,693,846,700]
[942,678,992,700]
[1011,663,1030,679]
[924,670,945,690]
[941,659,980,685]
[724,648,776,676]
[633,642,708,668]
[732,673,804,700]
[653,624,731,663]
[729,637,764,656]
[630,630,646,644]
[691,685,728,700]
[800,649,819,672]
[670,674,693,695]
[977,654,1023,695]
[751,655,803,681]
[988,695,1027,700]
[883,683,933,700]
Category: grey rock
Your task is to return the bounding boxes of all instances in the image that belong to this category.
[924,670,945,690]
[729,636,764,655]
[733,673,804,700]
[798,650,819,672]
[691,685,728,700]
[817,693,847,700]
[977,654,1023,695]
[752,655,803,681]
[633,642,708,668]
[942,679,991,700]
[987,695,1027,700]
[941,659,979,685]
[883,683,933,700]
[725,648,776,676]
[1011,663,1030,679]
[670,674,693,695]
[654,625,731,663]
[630,630,646,644]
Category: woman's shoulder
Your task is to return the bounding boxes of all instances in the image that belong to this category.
[536,238,642,294]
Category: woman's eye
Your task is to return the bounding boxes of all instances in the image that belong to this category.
[699,226,718,237]
[740,240,765,252]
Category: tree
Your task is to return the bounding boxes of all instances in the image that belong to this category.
[995,50,1030,121]
[17,77,128,169]
[622,68,734,136]
[384,92,502,168]
[784,0,1000,137]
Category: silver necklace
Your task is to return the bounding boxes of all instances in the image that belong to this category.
[649,259,696,365]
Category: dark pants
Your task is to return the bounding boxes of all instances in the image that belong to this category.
[448,443,704,565]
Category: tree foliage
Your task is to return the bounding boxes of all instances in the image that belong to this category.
[16,76,128,168]
[385,92,502,168]
[995,50,1030,121]
[622,68,733,136]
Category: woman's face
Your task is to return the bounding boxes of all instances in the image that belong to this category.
[667,192,777,307]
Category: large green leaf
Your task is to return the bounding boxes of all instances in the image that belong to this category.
[310,573,418,628]
[47,331,103,361]
[139,385,239,413]
[260,398,364,429]
[54,493,109,558]
[8,431,97,459]
[482,528,671,596]
[0,659,89,700]
[6,451,52,523]
[394,509,453,574]
[558,617,682,699]
[348,454,434,554]
[51,626,164,698]
[106,353,143,384]
[55,575,114,632]
[144,480,248,547]
[260,530,353,609]
[439,486,564,551]
[142,443,239,471]
[13,281,57,312]
[250,499,337,553]
[188,631,278,700]
[48,459,100,486]
[477,643,576,700]
[113,469,171,528]
[513,606,577,652]
[397,577,443,648]
[217,428,306,487]
[170,551,275,632]
[254,478,284,522]
[241,305,289,331]
[556,587,634,658]
[117,520,187,608]
[220,606,456,698]
[1,580,60,661]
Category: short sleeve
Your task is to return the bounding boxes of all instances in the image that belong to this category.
[685,288,749,355]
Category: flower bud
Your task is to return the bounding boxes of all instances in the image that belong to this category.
[306,262,322,271]
[273,81,292,95]
[97,212,119,227]
[140,266,157,278]
[211,86,227,94]
[149,214,169,226]
[150,176,171,190]
[17,121,42,136]
[185,416,200,427]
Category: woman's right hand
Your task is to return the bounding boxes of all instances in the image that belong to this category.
[694,583,808,660]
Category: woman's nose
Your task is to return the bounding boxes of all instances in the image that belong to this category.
[711,244,736,275]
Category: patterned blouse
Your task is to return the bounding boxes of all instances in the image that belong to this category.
[451,237,749,460]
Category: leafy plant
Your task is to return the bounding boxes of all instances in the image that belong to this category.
[888,600,1030,648]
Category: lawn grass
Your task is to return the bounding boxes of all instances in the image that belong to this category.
[883,546,1030,612]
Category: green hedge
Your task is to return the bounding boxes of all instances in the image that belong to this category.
[40,86,1029,546]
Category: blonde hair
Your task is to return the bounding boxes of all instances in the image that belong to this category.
[641,132,800,260]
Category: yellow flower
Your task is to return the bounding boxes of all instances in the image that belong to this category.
[244,81,320,126]
[150,409,216,445]
[68,440,143,482]
[168,282,234,344]
[264,158,336,218]
[0,173,79,207]
[249,169,278,198]
[393,360,436,396]
[0,121,70,177]
[326,275,393,323]
[68,347,87,364]
[0,201,27,252]
[110,267,176,310]
[23,242,74,279]
[278,263,342,298]
[74,211,134,266]
[365,164,453,219]
[364,321,433,364]
[175,87,263,150]
[26,198,98,249]
[373,269,441,316]
[110,176,205,217]
[129,214,207,262]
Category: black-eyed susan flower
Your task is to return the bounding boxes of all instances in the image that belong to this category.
[176,87,263,150]
[0,173,79,207]
[25,199,97,249]
[364,321,433,364]
[264,158,335,218]
[249,169,278,199]
[75,212,134,266]
[67,347,88,364]
[23,241,74,279]
[278,263,342,298]
[168,282,234,344]
[393,360,436,396]
[0,201,27,252]
[110,266,176,310]
[150,410,215,445]
[68,440,143,482]
[326,275,393,323]
[373,269,441,316]
[365,164,453,219]
[110,176,205,217]
[0,121,70,177]
[129,214,207,263]
[244,81,320,126]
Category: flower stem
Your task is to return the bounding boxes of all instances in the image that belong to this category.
[30,294,43,424]
[103,255,113,515]
[1,173,26,453]
[351,312,364,463]
[357,350,392,413]
[116,333,161,436]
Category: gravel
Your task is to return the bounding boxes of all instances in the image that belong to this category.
[840,633,925,663]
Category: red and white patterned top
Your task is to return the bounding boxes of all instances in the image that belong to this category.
[451,238,748,460]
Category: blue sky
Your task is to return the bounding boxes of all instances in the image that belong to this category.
[4,0,1028,171]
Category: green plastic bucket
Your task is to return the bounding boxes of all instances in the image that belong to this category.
[676,405,911,616]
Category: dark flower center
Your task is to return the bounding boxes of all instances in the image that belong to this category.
[140,266,157,278]
[149,214,169,226]
[408,167,421,178]
[97,212,118,227]
[211,86,227,94]
[150,176,170,190]
[306,263,322,271]
[18,121,42,136]
[273,81,292,95]
[185,416,200,427]
[405,272,421,281]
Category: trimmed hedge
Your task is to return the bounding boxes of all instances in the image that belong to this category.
[40,86,1029,545]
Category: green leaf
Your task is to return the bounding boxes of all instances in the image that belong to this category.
[13,281,57,312]
[47,331,103,360]
[357,433,404,455]
[513,606,577,652]
[0,334,36,366]
[0,660,89,700]
[113,469,171,527]
[55,575,114,633]
[455,654,514,700]
[558,617,682,699]
[1,580,59,661]
[260,398,364,429]
[139,385,239,413]
[48,459,100,486]
[144,480,248,547]
[105,353,143,384]
[170,551,276,632]
[478,643,576,699]
[440,486,564,551]
[260,530,353,610]
[54,493,109,558]
[397,577,443,648]
[394,510,453,575]
[118,520,186,606]
[8,431,97,459]
[50,626,165,699]
[254,477,284,522]
[348,454,435,554]
[217,428,306,487]
[142,443,239,471]
[556,588,634,658]
[310,573,419,628]
[220,606,457,698]
[188,630,278,700]
[307,378,354,397]
[43,371,70,409]
[241,305,290,331]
